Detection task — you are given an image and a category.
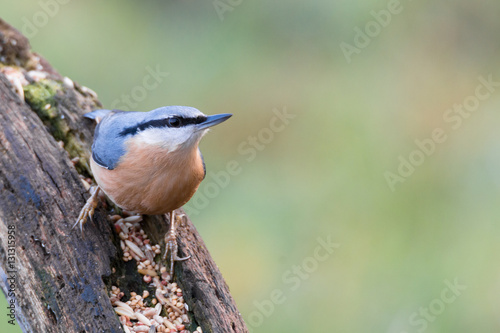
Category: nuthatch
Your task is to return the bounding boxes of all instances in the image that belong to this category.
[76,106,232,276]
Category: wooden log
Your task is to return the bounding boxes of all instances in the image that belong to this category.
[0,18,247,333]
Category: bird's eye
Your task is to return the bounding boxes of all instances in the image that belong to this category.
[167,117,181,128]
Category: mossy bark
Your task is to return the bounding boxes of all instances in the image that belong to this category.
[0,18,247,333]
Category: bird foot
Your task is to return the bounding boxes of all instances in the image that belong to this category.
[163,211,191,279]
[73,185,100,234]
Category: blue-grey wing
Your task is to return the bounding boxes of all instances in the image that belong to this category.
[87,109,128,170]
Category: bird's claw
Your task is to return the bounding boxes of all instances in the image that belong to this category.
[163,211,191,279]
[73,186,100,235]
[163,234,191,279]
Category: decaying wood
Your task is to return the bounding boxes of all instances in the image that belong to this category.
[0,18,247,333]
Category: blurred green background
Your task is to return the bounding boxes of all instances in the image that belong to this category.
[2,0,500,332]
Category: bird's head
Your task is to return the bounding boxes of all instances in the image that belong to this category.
[86,106,232,170]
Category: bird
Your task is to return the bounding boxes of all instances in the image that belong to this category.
[75,105,232,277]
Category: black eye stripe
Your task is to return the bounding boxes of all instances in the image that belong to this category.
[119,115,207,136]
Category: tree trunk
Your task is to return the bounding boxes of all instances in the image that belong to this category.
[0,18,247,333]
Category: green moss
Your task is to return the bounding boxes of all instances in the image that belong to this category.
[24,79,66,139]
[23,80,90,175]
[24,80,61,119]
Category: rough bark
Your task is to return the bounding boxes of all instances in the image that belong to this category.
[0,18,247,333]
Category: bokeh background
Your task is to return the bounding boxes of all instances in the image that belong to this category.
[2,1,500,332]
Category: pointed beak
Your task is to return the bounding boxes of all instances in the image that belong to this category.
[196,113,232,131]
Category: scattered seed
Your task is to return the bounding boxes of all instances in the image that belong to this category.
[155,303,162,316]
[131,234,144,246]
[163,319,176,330]
[109,215,122,222]
[125,240,146,258]
[121,222,130,234]
[114,306,135,319]
[153,313,164,323]
[114,301,134,313]
[145,246,156,263]
[155,289,167,305]
[143,307,157,318]
[165,300,183,315]
[138,269,158,277]
[124,215,143,223]
[135,312,152,326]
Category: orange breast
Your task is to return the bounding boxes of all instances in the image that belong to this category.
[91,141,205,215]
